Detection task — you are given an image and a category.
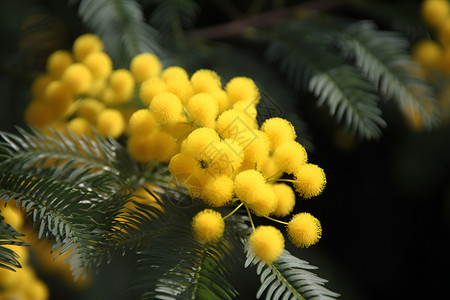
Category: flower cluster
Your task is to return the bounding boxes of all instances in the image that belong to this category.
[0,206,49,300]
[25,33,327,265]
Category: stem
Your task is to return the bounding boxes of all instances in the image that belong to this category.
[266,178,296,183]
[264,170,283,182]
[223,202,244,220]
[245,204,256,231]
[264,215,288,225]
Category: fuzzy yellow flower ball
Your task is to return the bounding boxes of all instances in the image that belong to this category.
[239,130,270,169]
[149,92,183,123]
[169,152,199,179]
[293,163,326,199]
[234,170,266,203]
[202,175,234,207]
[127,131,177,163]
[96,108,125,138]
[249,226,284,264]
[260,117,297,150]
[421,0,450,28]
[31,75,53,99]
[181,127,221,157]
[247,183,278,216]
[411,40,443,70]
[211,88,230,114]
[225,76,260,104]
[128,109,157,136]
[192,209,225,243]
[83,52,113,79]
[140,77,167,105]
[67,117,91,137]
[107,69,135,103]
[46,50,73,79]
[191,69,222,94]
[162,66,189,82]
[73,33,104,62]
[62,63,93,94]
[259,156,282,180]
[216,109,253,139]
[287,212,322,248]
[186,93,219,128]
[76,98,105,123]
[130,53,162,83]
[25,101,55,127]
[272,141,307,174]
[271,183,296,217]
[44,81,74,115]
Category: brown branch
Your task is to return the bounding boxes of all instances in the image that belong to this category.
[189,0,344,40]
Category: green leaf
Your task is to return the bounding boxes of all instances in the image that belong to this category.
[0,215,28,271]
[246,246,340,300]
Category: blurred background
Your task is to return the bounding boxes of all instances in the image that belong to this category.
[1,0,449,299]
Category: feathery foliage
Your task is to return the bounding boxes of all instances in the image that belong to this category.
[245,247,340,300]
[0,216,27,271]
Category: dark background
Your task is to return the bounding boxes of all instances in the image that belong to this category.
[1,0,449,299]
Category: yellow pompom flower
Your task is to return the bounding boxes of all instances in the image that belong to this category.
[293,164,326,199]
[130,53,162,83]
[186,93,219,128]
[44,80,74,115]
[202,175,234,207]
[272,141,307,174]
[169,152,199,179]
[271,183,296,217]
[149,92,183,123]
[25,101,55,127]
[67,117,91,137]
[192,209,225,243]
[421,0,450,28]
[247,183,277,216]
[225,76,260,104]
[96,108,125,138]
[62,63,93,94]
[249,226,284,264]
[190,69,222,94]
[46,50,73,79]
[234,169,266,203]
[217,139,244,173]
[259,156,282,180]
[31,75,53,99]
[72,33,104,62]
[127,131,177,163]
[166,77,194,104]
[287,212,322,248]
[162,66,189,82]
[210,88,230,114]
[76,98,105,123]
[216,109,254,139]
[83,52,113,79]
[181,127,221,157]
[128,109,156,136]
[411,40,443,70]
[139,77,167,105]
[239,130,270,168]
[260,117,297,151]
[108,69,135,102]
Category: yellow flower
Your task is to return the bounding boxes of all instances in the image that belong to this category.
[190,69,222,94]
[225,76,260,104]
[421,0,450,28]
[411,40,443,70]
[271,183,295,217]
[192,209,225,243]
[202,175,234,207]
[247,183,277,217]
[139,77,167,105]
[83,52,113,79]
[130,53,162,83]
[210,88,230,114]
[149,92,183,123]
[62,63,93,94]
[234,170,266,204]
[107,69,135,103]
[293,164,326,199]
[169,152,199,179]
[181,127,221,157]
[44,80,74,116]
[46,50,73,79]
[67,117,91,137]
[1,206,24,229]
[162,66,189,82]
[128,109,157,136]
[249,226,284,264]
[127,130,177,163]
[24,101,55,127]
[72,33,104,62]
[96,108,125,138]
[258,156,282,180]
[186,93,219,128]
[287,212,322,248]
[31,75,53,99]
[260,117,297,151]
[238,130,270,169]
[216,109,254,140]
[272,141,307,174]
[166,77,194,104]
[75,98,105,123]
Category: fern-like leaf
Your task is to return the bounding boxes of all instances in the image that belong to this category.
[73,0,163,67]
[0,215,27,271]
[245,247,340,300]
